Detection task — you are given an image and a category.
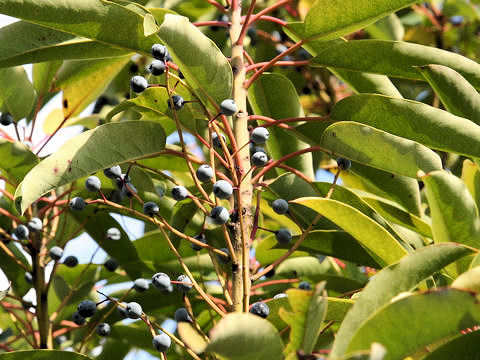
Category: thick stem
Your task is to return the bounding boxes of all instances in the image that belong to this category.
[229,1,253,313]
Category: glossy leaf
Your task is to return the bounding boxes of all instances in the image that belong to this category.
[311,40,480,89]
[0,0,160,56]
[452,265,480,292]
[417,64,480,125]
[0,139,39,185]
[303,0,416,40]
[331,94,480,159]
[280,285,327,356]
[14,121,166,213]
[157,14,232,110]
[248,73,314,179]
[423,170,480,248]
[206,313,284,360]
[0,21,128,68]
[0,66,36,121]
[346,289,480,359]
[320,121,442,178]
[0,350,92,359]
[331,243,473,357]
[43,110,100,134]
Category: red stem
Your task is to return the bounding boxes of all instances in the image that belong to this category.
[246,0,291,27]
[246,60,310,72]
[251,278,299,291]
[236,0,256,46]
[194,21,230,28]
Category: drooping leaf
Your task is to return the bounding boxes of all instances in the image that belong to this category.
[294,197,408,266]
[0,0,160,55]
[157,14,233,111]
[331,94,480,159]
[0,350,92,360]
[416,64,480,125]
[248,73,314,179]
[206,313,284,360]
[0,21,128,68]
[302,0,416,40]
[423,170,480,249]
[452,265,480,292]
[346,289,480,359]
[320,121,442,178]
[14,121,166,213]
[0,139,39,185]
[43,110,100,134]
[311,40,480,89]
[364,13,405,41]
[331,243,473,357]
[280,284,327,356]
[0,66,36,121]
[54,57,130,118]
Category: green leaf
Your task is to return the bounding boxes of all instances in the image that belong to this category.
[416,64,480,125]
[256,230,379,268]
[331,243,473,357]
[294,198,408,266]
[0,350,92,360]
[303,0,416,40]
[0,66,36,121]
[347,162,421,216]
[14,121,166,214]
[320,121,442,178]
[462,159,480,211]
[177,322,208,354]
[206,313,284,360]
[54,57,130,117]
[157,14,233,110]
[32,61,62,99]
[345,289,480,359]
[0,0,160,55]
[423,330,480,360]
[107,87,198,133]
[0,282,10,301]
[97,339,130,360]
[423,170,480,248]
[452,265,480,292]
[0,139,39,185]
[248,73,314,179]
[0,21,128,68]
[275,257,365,293]
[0,242,31,297]
[311,40,480,89]
[364,14,405,41]
[280,284,327,356]
[331,94,480,159]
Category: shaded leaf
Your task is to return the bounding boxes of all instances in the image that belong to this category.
[0,282,10,301]
[452,265,480,292]
[423,170,480,249]
[248,73,314,179]
[0,66,36,121]
[423,330,480,360]
[462,159,480,211]
[206,313,284,360]
[417,64,480,125]
[14,121,166,213]
[365,14,405,41]
[280,284,327,356]
[158,14,233,111]
[331,243,473,357]
[178,322,208,354]
[0,139,39,185]
[0,21,128,68]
